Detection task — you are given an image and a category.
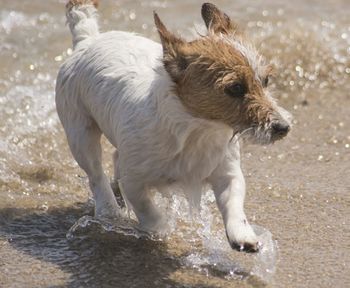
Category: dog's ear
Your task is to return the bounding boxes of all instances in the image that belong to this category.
[154,12,188,81]
[201,3,237,35]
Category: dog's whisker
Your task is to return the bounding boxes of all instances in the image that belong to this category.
[231,127,254,144]
[229,130,238,143]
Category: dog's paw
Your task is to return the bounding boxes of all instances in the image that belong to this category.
[95,202,122,220]
[138,215,167,234]
[226,220,260,253]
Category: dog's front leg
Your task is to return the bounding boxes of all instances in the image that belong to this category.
[208,156,258,252]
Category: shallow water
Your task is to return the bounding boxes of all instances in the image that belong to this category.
[0,0,349,287]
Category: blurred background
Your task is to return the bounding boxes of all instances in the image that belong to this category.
[0,0,349,287]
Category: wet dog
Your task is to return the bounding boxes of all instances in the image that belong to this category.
[56,0,291,252]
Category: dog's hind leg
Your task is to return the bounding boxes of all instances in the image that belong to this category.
[118,178,165,232]
[64,117,120,218]
[111,151,126,208]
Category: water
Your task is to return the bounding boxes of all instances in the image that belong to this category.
[0,0,349,287]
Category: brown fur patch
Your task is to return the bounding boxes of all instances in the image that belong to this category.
[154,4,277,133]
[176,38,274,129]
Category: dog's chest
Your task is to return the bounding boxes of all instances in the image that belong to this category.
[163,130,231,182]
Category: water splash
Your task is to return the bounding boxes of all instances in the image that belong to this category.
[66,191,278,283]
[181,192,278,283]
[251,225,278,282]
[66,214,160,242]
[182,225,277,282]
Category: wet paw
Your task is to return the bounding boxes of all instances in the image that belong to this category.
[229,239,261,253]
[138,215,167,234]
[95,202,122,220]
[226,220,260,253]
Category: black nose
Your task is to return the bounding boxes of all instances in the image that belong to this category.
[271,121,290,137]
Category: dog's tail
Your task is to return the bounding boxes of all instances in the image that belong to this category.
[65,0,100,48]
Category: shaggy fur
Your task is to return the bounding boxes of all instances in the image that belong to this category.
[56,1,291,252]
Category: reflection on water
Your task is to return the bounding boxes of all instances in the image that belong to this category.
[0,0,349,287]
[0,205,180,287]
[0,197,278,287]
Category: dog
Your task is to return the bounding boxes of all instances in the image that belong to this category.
[56,0,291,252]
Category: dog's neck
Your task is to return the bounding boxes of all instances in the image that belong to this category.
[151,64,234,168]
[154,65,232,137]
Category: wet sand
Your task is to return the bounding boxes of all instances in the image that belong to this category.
[0,0,349,287]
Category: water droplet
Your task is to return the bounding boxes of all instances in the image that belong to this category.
[277,9,284,16]
[129,12,136,20]
[277,154,285,159]
[54,55,63,62]
[272,191,280,197]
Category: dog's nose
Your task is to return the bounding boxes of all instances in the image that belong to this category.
[271,121,290,137]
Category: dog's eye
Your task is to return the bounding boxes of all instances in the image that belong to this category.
[224,83,246,98]
[263,76,269,87]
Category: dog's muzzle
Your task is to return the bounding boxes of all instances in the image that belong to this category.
[270,119,290,141]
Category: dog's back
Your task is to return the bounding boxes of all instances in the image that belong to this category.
[55,0,234,223]
[56,1,165,147]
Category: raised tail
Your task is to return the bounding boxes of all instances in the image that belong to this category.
[66,0,100,48]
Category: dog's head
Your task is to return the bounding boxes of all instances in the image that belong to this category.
[154,3,291,144]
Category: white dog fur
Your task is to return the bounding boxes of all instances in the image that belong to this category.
[56,1,291,251]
